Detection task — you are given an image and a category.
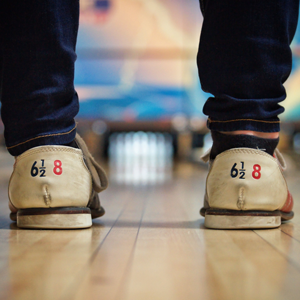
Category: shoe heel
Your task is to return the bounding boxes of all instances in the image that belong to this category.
[17,207,92,229]
[204,209,281,229]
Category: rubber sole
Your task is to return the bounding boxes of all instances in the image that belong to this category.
[200,208,294,229]
[16,207,93,229]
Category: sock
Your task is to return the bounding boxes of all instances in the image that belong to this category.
[64,140,79,149]
[210,131,279,160]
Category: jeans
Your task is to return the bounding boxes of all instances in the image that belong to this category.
[198,0,299,132]
[0,1,298,156]
[0,0,79,156]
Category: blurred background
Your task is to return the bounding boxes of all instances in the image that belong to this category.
[2,0,300,184]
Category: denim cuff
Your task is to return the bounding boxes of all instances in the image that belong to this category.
[6,126,77,156]
[207,118,280,133]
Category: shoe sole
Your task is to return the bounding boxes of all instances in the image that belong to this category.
[16,207,93,229]
[201,208,294,229]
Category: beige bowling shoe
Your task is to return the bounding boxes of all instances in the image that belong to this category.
[200,148,294,229]
[8,134,108,229]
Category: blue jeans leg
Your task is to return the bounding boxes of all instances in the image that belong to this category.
[198,0,299,132]
[0,0,80,156]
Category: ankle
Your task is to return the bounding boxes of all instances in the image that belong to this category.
[221,130,279,139]
[64,140,78,149]
[210,131,279,159]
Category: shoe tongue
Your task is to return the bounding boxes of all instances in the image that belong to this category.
[210,131,279,159]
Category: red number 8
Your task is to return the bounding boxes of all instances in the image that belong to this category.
[53,160,63,175]
[252,164,261,179]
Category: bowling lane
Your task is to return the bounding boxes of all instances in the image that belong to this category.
[0,142,300,299]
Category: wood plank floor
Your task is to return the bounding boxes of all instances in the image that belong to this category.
[0,151,300,300]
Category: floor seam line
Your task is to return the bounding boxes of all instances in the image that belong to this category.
[114,188,151,300]
[280,225,300,243]
[253,229,300,273]
[59,195,131,300]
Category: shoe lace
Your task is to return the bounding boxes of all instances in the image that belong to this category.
[274,148,287,170]
[75,134,108,192]
[200,148,211,163]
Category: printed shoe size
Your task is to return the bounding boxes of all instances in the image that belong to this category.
[8,134,108,229]
[200,148,293,229]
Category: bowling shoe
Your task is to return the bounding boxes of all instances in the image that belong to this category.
[200,147,293,229]
[8,134,108,229]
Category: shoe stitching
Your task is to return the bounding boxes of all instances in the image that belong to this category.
[16,146,82,161]
[216,148,283,171]
[78,154,94,197]
[217,148,277,158]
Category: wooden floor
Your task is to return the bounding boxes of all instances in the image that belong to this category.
[1,151,300,300]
